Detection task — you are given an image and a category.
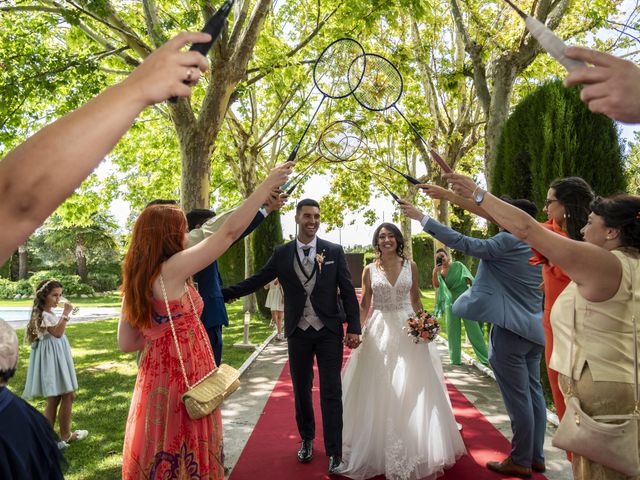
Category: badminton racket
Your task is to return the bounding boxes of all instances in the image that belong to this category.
[502,0,586,72]
[284,120,366,194]
[349,53,453,173]
[168,0,235,103]
[286,38,366,163]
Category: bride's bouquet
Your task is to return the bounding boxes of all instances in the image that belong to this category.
[404,310,440,344]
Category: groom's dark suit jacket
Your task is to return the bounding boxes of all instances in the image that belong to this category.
[222,238,361,338]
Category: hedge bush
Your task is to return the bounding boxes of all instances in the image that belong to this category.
[28,271,95,297]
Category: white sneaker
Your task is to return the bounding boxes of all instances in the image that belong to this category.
[57,440,69,450]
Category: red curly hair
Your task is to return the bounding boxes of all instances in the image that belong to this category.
[121,204,187,330]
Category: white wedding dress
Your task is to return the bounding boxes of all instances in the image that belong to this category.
[341,261,466,480]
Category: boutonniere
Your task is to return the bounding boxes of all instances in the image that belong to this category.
[315,250,326,273]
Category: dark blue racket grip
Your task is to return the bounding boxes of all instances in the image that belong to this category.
[168,0,234,104]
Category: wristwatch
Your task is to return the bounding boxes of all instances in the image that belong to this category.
[473,187,487,206]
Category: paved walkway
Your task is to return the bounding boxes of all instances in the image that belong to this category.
[221,336,574,480]
[3,307,120,329]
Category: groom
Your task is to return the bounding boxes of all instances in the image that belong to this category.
[222,198,361,474]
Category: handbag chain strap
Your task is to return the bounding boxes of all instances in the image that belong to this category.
[568,255,639,415]
[159,275,217,390]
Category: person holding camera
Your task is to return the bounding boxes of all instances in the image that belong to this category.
[432,248,488,366]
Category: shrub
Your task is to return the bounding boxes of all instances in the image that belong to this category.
[0,279,17,298]
[87,273,120,292]
[27,271,94,296]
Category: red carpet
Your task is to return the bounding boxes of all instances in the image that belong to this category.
[230,352,549,480]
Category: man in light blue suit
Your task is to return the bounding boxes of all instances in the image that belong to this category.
[401,194,546,479]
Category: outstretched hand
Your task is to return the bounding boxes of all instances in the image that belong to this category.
[417,184,450,200]
[564,46,640,123]
[263,162,294,191]
[443,173,478,199]
[121,31,212,107]
[397,199,424,221]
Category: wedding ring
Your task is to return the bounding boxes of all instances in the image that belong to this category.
[186,68,193,82]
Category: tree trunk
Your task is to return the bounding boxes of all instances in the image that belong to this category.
[10,250,19,281]
[18,243,28,280]
[484,61,516,189]
[75,236,88,283]
[242,235,257,313]
[400,215,413,260]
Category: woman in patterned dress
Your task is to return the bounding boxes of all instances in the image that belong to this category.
[117,164,290,479]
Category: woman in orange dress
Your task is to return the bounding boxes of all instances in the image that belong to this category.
[529,177,593,421]
[117,164,290,480]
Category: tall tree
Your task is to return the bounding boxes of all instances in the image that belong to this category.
[493,80,626,203]
[448,0,620,186]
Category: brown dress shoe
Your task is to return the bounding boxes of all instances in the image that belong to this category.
[532,461,546,473]
[486,456,532,478]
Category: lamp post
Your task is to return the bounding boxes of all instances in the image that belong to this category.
[233,310,256,349]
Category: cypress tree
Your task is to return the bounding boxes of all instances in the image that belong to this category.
[493,80,626,208]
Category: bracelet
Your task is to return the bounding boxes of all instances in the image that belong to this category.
[61,315,69,321]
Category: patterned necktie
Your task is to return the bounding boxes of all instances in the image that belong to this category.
[302,247,313,272]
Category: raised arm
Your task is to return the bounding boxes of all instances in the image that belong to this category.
[187,189,287,247]
[444,172,622,302]
[398,199,507,260]
[0,32,211,264]
[417,184,498,225]
[160,164,291,290]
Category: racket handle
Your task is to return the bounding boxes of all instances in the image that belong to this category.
[167,0,235,104]
[168,77,195,104]
[429,149,453,174]
[403,173,421,185]
[287,146,299,163]
[524,17,586,72]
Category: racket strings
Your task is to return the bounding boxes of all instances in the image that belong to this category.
[352,54,403,111]
[314,39,366,99]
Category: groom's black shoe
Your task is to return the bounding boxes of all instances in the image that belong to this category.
[297,439,313,463]
[328,456,343,475]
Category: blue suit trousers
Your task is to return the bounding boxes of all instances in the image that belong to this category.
[489,325,546,467]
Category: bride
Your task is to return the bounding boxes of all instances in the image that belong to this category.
[341,223,466,480]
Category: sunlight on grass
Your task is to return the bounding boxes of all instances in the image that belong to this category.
[8,308,274,480]
[6,290,441,478]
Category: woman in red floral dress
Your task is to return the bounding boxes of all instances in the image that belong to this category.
[117,164,290,479]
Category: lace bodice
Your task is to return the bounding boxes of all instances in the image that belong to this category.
[370,260,413,313]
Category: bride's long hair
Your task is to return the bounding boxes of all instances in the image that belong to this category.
[372,223,407,261]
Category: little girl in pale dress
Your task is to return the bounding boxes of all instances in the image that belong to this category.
[264,278,284,341]
[22,279,88,449]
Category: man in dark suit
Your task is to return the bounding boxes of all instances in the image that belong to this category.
[186,190,285,366]
[402,194,546,479]
[223,198,361,475]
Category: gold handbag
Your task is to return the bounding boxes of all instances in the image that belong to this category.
[161,276,241,420]
[552,258,640,476]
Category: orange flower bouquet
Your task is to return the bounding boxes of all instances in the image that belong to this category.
[404,310,440,344]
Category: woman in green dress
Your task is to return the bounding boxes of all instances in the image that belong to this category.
[433,249,489,365]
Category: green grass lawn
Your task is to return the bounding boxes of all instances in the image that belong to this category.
[0,292,122,307]
[6,288,498,479]
[7,301,274,480]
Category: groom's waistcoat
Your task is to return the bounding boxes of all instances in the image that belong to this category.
[293,253,324,331]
